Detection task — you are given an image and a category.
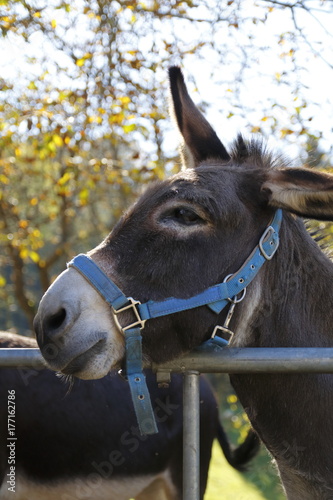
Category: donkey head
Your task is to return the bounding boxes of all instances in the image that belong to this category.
[34,67,333,379]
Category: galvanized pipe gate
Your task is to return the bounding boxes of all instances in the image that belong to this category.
[154,347,333,500]
[2,347,333,500]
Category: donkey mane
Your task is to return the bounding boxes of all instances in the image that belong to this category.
[229,134,292,170]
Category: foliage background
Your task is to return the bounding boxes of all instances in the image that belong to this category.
[1,1,333,497]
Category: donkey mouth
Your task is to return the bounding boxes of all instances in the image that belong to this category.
[61,339,106,376]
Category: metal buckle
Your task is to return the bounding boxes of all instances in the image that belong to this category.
[112,298,146,333]
[259,226,278,261]
[223,274,247,303]
[211,325,234,342]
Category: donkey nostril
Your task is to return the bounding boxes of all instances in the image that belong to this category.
[46,308,67,332]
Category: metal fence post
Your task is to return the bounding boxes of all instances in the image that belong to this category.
[183,370,200,500]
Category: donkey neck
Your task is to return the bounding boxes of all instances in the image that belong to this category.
[230,218,333,493]
[234,215,333,349]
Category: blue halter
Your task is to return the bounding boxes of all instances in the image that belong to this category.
[68,209,282,435]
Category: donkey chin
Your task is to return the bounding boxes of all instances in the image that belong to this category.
[34,267,125,379]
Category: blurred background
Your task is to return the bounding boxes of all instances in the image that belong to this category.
[1,1,333,497]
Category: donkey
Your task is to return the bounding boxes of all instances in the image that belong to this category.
[34,66,333,499]
[0,331,258,500]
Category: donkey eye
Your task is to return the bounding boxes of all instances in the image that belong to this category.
[174,207,200,224]
[166,207,204,225]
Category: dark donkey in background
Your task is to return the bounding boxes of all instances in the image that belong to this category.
[0,332,257,500]
[34,66,333,499]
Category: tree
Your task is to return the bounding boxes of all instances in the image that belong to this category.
[0,0,332,332]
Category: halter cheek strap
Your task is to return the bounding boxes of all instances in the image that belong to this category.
[68,256,158,436]
[68,208,282,435]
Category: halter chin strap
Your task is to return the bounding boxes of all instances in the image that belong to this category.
[68,208,282,435]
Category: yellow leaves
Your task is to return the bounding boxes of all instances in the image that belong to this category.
[231,416,244,429]
[1,16,16,29]
[30,197,38,206]
[57,171,72,186]
[76,53,92,67]
[79,187,89,205]
[119,96,131,106]
[123,124,136,134]
[41,133,65,156]
[51,19,57,29]
[0,174,9,185]
[0,275,6,287]
[19,248,40,263]
[38,148,48,160]
[225,392,250,434]
[148,110,159,120]
[227,394,238,404]
[18,248,28,259]
[82,6,100,19]
[28,81,38,90]
[88,115,103,124]
[29,250,40,264]
[19,220,29,229]
[109,113,125,125]
[108,96,133,128]
[29,251,40,263]
[9,218,44,260]
[89,12,100,20]
[105,169,123,184]
[61,3,71,13]
[30,228,41,239]
[78,229,88,239]
[52,134,63,147]
[280,49,295,59]
[280,128,294,138]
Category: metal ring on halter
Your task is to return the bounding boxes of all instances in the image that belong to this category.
[223,274,247,303]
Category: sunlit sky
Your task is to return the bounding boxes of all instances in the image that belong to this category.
[167,3,333,161]
[1,0,332,164]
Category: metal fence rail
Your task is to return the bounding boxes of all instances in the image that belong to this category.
[0,348,45,367]
[2,346,333,372]
[2,346,333,500]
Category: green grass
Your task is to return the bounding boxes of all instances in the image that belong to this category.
[205,440,286,500]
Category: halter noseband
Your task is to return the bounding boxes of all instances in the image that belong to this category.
[68,209,282,435]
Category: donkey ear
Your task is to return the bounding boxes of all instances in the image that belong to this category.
[168,66,230,168]
[262,168,333,221]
